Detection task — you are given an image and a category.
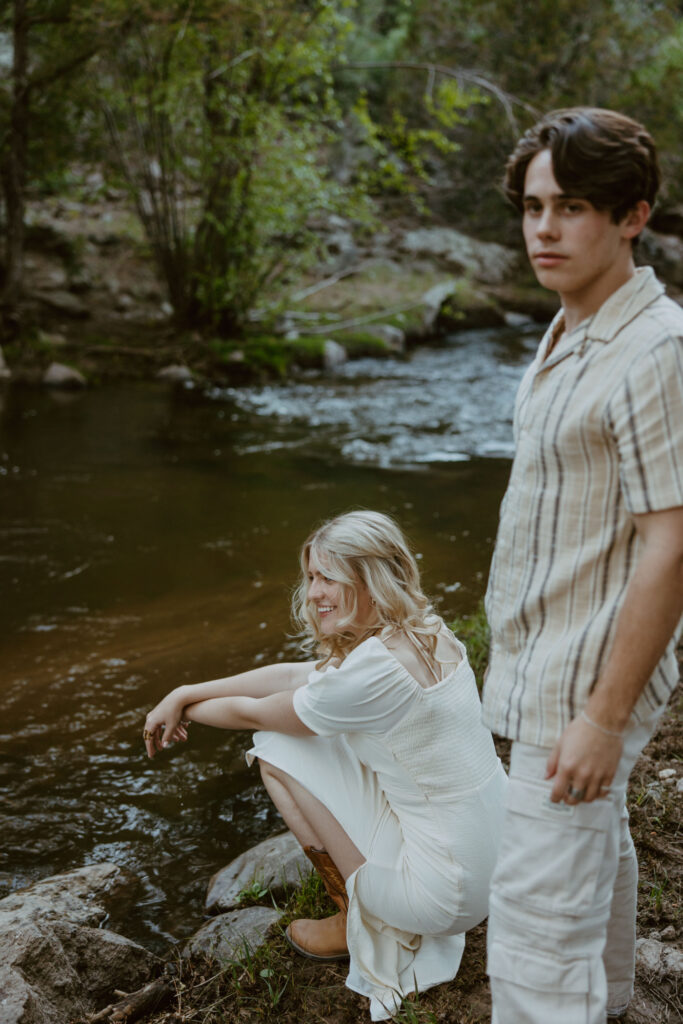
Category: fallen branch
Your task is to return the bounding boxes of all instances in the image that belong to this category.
[294,301,425,335]
[83,977,173,1023]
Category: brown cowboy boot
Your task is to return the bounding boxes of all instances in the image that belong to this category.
[285,846,350,961]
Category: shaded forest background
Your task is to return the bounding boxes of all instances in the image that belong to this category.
[1,0,682,344]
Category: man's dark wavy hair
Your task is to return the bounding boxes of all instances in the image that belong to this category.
[504,107,660,224]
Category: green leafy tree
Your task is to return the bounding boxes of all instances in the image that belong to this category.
[399,0,683,232]
[99,0,367,335]
[0,0,125,334]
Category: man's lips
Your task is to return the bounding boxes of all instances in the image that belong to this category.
[533,251,568,267]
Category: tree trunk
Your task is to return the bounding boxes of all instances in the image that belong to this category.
[1,0,29,335]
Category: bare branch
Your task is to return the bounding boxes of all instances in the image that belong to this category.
[337,60,539,135]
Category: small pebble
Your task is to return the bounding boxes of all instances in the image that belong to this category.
[677,778,683,794]
[660,925,676,941]
[658,768,676,780]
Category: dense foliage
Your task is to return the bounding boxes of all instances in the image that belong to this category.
[1,0,682,336]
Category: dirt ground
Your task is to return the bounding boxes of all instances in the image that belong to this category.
[113,678,682,1024]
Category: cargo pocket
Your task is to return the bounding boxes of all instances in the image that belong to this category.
[491,776,611,915]
[488,940,591,1024]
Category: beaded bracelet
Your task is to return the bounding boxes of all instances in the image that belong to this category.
[580,709,624,738]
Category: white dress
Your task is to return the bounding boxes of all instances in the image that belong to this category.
[247,630,507,1020]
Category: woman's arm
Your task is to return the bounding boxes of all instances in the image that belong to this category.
[145,691,313,757]
[143,660,316,757]
[186,691,314,735]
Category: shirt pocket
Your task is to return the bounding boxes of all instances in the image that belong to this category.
[491,775,611,916]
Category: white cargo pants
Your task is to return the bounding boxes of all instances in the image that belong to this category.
[487,713,660,1024]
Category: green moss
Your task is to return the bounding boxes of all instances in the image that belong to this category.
[333,330,392,357]
[208,334,329,377]
[450,600,490,690]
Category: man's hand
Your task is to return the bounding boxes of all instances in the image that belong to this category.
[546,715,623,804]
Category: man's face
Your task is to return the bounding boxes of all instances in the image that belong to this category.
[522,149,631,314]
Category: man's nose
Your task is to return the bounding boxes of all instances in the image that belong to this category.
[536,207,559,237]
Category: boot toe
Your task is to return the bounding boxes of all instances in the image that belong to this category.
[285,913,349,962]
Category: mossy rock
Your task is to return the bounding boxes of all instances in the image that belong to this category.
[333,330,394,358]
[435,280,506,333]
[488,283,560,323]
[207,335,329,378]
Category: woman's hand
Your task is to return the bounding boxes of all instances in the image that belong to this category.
[143,690,190,758]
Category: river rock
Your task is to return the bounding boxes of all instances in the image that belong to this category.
[636,937,683,976]
[421,279,505,334]
[34,289,89,318]
[184,906,281,962]
[157,363,193,383]
[399,228,519,285]
[323,339,348,371]
[206,830,310,913]
[326,228,357,265]
[639,229,683,288]
[363,324,406,353]
[0,864,157,1024]
[43,362,87,389]
[0,347,10,380]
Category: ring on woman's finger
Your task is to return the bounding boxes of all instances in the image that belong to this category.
[566,784,586,801]
[143,729,155,740]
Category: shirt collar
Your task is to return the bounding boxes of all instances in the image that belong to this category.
[537,266,664,370]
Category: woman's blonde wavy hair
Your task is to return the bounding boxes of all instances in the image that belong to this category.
[292,510,440,666]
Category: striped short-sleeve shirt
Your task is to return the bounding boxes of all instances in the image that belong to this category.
[482,267,683,747]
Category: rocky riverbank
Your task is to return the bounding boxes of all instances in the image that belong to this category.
[4,683,682,1024]
[2,183,683,389]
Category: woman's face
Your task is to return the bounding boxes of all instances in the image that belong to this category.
[307,550,374,637]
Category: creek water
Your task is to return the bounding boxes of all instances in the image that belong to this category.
[0,323,541,949]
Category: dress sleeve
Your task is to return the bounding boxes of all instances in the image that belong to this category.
[607,335,683,515]
[292,638,417,737]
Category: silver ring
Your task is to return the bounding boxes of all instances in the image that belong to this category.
[566,785,586,801]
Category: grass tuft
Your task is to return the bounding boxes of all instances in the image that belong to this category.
[450,600,490,690]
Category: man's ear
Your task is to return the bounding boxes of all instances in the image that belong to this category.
[621,200,651,240]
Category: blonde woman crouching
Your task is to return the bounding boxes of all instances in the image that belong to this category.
[143,511,507,1021]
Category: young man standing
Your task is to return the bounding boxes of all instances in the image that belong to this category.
[482,108,683,1023]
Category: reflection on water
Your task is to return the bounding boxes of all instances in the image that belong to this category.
[0,325,540,948]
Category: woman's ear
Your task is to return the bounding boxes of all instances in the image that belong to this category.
[621,199,650,240]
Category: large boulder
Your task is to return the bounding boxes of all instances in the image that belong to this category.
[206,831,311,914]
[184,906,281,962]
[421,279,505,335]
[400,228,519,285]
[0,864,157,1024]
